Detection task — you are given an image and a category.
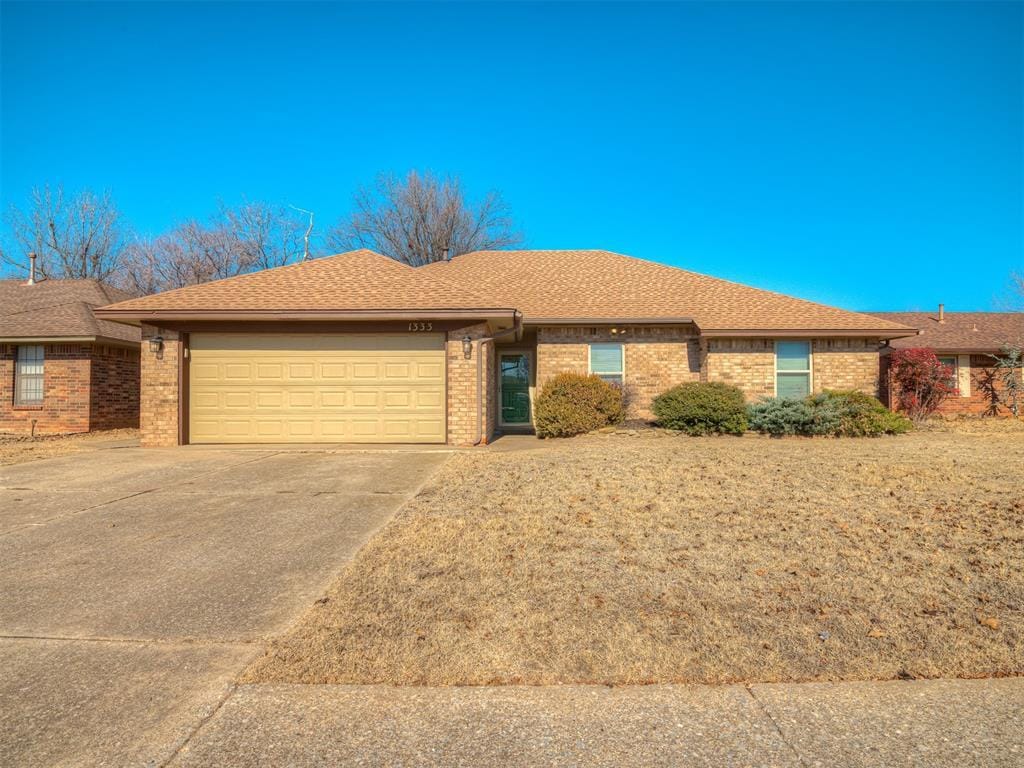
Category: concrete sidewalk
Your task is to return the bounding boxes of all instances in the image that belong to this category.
[168,678,1023,768]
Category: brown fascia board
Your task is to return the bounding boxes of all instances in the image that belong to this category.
[0,335,140,347]
[523,317,695,325]
[700,328,920,339]
[93,308,519,325]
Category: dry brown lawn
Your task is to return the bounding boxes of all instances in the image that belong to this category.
[0,429,139,466]
[245,425,1024,686]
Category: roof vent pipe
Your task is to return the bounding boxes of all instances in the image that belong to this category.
[26,252,37,285]
[938,303,945,323]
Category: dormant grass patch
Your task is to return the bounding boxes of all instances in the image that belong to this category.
[0,428,139,466]
[245,428,1023,686]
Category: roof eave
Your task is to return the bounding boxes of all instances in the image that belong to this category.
[523,316,695,325]
[701,328,919,339]
[0,334,140,347]
[0,335,99,343]
[93,308,518,325]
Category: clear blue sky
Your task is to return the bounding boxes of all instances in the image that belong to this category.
[2,1,1021,310]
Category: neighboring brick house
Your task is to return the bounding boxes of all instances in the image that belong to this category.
[871,308,1024,416]
[1,277,142,434]
[95,249,916,447]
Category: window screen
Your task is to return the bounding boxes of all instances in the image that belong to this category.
[15,345,45,405]
[776,341,810,399]
[590,343,624,387]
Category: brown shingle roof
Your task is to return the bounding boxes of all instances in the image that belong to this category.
[869,312,1024,352]
[97,248,915,336]
[0,279,140,344]
[425,250,914,334]
[99,249,510,315]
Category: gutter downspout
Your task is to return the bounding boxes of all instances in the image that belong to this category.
[474,312,523,446]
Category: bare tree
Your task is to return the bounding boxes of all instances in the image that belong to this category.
[2,185,127,280]
[118,201,307,295]
[327,171,522,266]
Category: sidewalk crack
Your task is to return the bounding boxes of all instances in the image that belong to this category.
[159,681,239,767]
[745,684,809,768]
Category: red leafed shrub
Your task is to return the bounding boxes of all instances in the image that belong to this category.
[889,348,955,421]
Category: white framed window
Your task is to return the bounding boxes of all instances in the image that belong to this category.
[589,342,624,387]
[937,355,968,396]
[937,355,958,383]
[15,345,45,405]
[775,341,811,398]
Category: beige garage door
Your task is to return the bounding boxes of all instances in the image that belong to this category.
[189,333,446,444]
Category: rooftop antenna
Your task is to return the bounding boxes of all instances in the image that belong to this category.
[289,205,315,261]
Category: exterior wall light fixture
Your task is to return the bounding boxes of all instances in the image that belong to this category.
[462,336,473,359]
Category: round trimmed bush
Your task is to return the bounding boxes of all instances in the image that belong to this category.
[533,373,625,438]
[652,382,747,436]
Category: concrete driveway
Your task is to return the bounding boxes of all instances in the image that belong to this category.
[0,445,449,767]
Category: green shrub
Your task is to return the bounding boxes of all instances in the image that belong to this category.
[652,382,747,436]
[809,390,912,437]
[748,390,912,437]
[747,397,829,436]
[534,373,625,438]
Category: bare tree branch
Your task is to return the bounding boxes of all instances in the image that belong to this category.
[117,201,308,295]
[2,185,127,281]
[327,170,522,266]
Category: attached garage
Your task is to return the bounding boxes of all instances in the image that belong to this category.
[188,333,446,444]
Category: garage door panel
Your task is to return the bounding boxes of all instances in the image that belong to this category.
[189,333,445,444]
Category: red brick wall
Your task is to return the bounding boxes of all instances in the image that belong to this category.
[960,355,1024,416]
[90,344,141,430]
[882,352,1023,417]
[0,343,92,434]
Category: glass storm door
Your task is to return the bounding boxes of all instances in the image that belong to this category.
[500,353,531,425]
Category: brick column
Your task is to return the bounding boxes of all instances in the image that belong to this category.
[140,325,181,447]
[446,323,494,445]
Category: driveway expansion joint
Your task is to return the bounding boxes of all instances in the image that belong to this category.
[745,684,810,768]
[159,682,242,768]
[0,451,284,537]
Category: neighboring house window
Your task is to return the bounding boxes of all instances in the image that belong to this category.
[590,343,624,387]
[15,345,45,405]
[937,355,960,394]
[776,341,811,398]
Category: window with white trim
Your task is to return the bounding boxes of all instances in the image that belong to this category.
[15,345,45,405]
[590,343,624,387]
[937,355,959,393]
[775,341,811,398]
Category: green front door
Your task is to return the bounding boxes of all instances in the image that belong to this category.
[500,353,531,425]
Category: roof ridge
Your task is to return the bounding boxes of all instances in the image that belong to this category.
[0,299,99,319]
[445,249,912,331]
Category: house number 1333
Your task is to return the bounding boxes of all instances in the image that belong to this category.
[408,322,433,331]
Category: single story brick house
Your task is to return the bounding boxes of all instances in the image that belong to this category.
[94,249,916,446]
[871,308,1024,416]
[1,277,141,434]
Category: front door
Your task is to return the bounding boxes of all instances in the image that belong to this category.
[500,352,531,425]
